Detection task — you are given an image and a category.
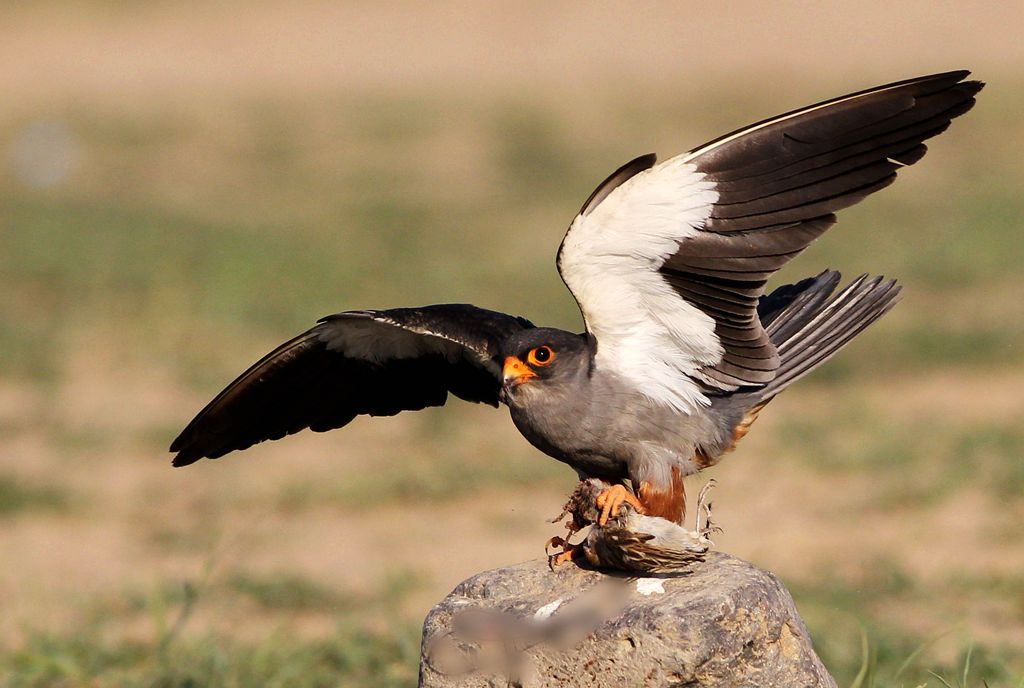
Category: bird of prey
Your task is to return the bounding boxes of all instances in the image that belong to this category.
[171,71,982,528]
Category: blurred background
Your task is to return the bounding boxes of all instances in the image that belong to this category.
[1,2,1021,686]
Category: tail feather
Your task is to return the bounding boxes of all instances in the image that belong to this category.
[759,271,842,342]
[704,270,900,463]
[755,270,901,401]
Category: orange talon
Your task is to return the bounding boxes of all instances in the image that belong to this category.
[595,484,646,526]
[550,548,578,567]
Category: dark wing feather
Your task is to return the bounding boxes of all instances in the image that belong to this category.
[747,270,901,399]
[169,304,533,466]
[577,153,656,217]
[665,70,981,389]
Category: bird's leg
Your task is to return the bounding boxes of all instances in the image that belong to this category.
[548,496,582,536]
[545,536,583,569]
[548,481,589,545]
[595,484,646,526]
[561,517,583,540]
[694,478,722,541]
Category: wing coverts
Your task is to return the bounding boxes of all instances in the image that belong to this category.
[170,305,533,466]
[558,71,981,411]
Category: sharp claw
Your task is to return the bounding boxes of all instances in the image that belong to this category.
[546,535,580,569]
[546,536,568,557]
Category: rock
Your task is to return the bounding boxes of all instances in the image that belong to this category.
[419,552,836,688]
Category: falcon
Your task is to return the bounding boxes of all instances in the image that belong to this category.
[171,71,982,528]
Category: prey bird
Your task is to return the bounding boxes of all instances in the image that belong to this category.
[171,71,982,528]
[547,478,718,574]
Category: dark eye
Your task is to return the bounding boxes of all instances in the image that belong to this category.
[527,346,554,366]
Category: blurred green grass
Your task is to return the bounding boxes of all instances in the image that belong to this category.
[3,563,424,687]
[4,620,420,688]
[2,568,1016,688]
[796,566,1024,687]
[274,450,566,513]
[0,474,74,517]
[2,81,1022,686]
[778,403,1024,504]
[2,91,1020,389]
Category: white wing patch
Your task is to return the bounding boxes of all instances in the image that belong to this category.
[558,156,720,413]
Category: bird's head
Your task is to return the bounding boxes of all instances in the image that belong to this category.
[499,328,591,404]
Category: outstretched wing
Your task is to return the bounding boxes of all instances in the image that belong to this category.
[170,304,533,466]
[557,70,982,412]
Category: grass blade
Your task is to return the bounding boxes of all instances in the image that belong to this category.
[849,628,871,688]
[894,630,951,681]
[961,643,973,688]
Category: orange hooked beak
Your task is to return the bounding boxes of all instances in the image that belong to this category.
[502,356,536,387]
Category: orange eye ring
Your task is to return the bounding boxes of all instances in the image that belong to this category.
[527,346,555,367]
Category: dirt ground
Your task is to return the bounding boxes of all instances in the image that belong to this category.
[2,2,1021,103]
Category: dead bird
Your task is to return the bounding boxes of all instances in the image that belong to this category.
[548,479,718,574]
